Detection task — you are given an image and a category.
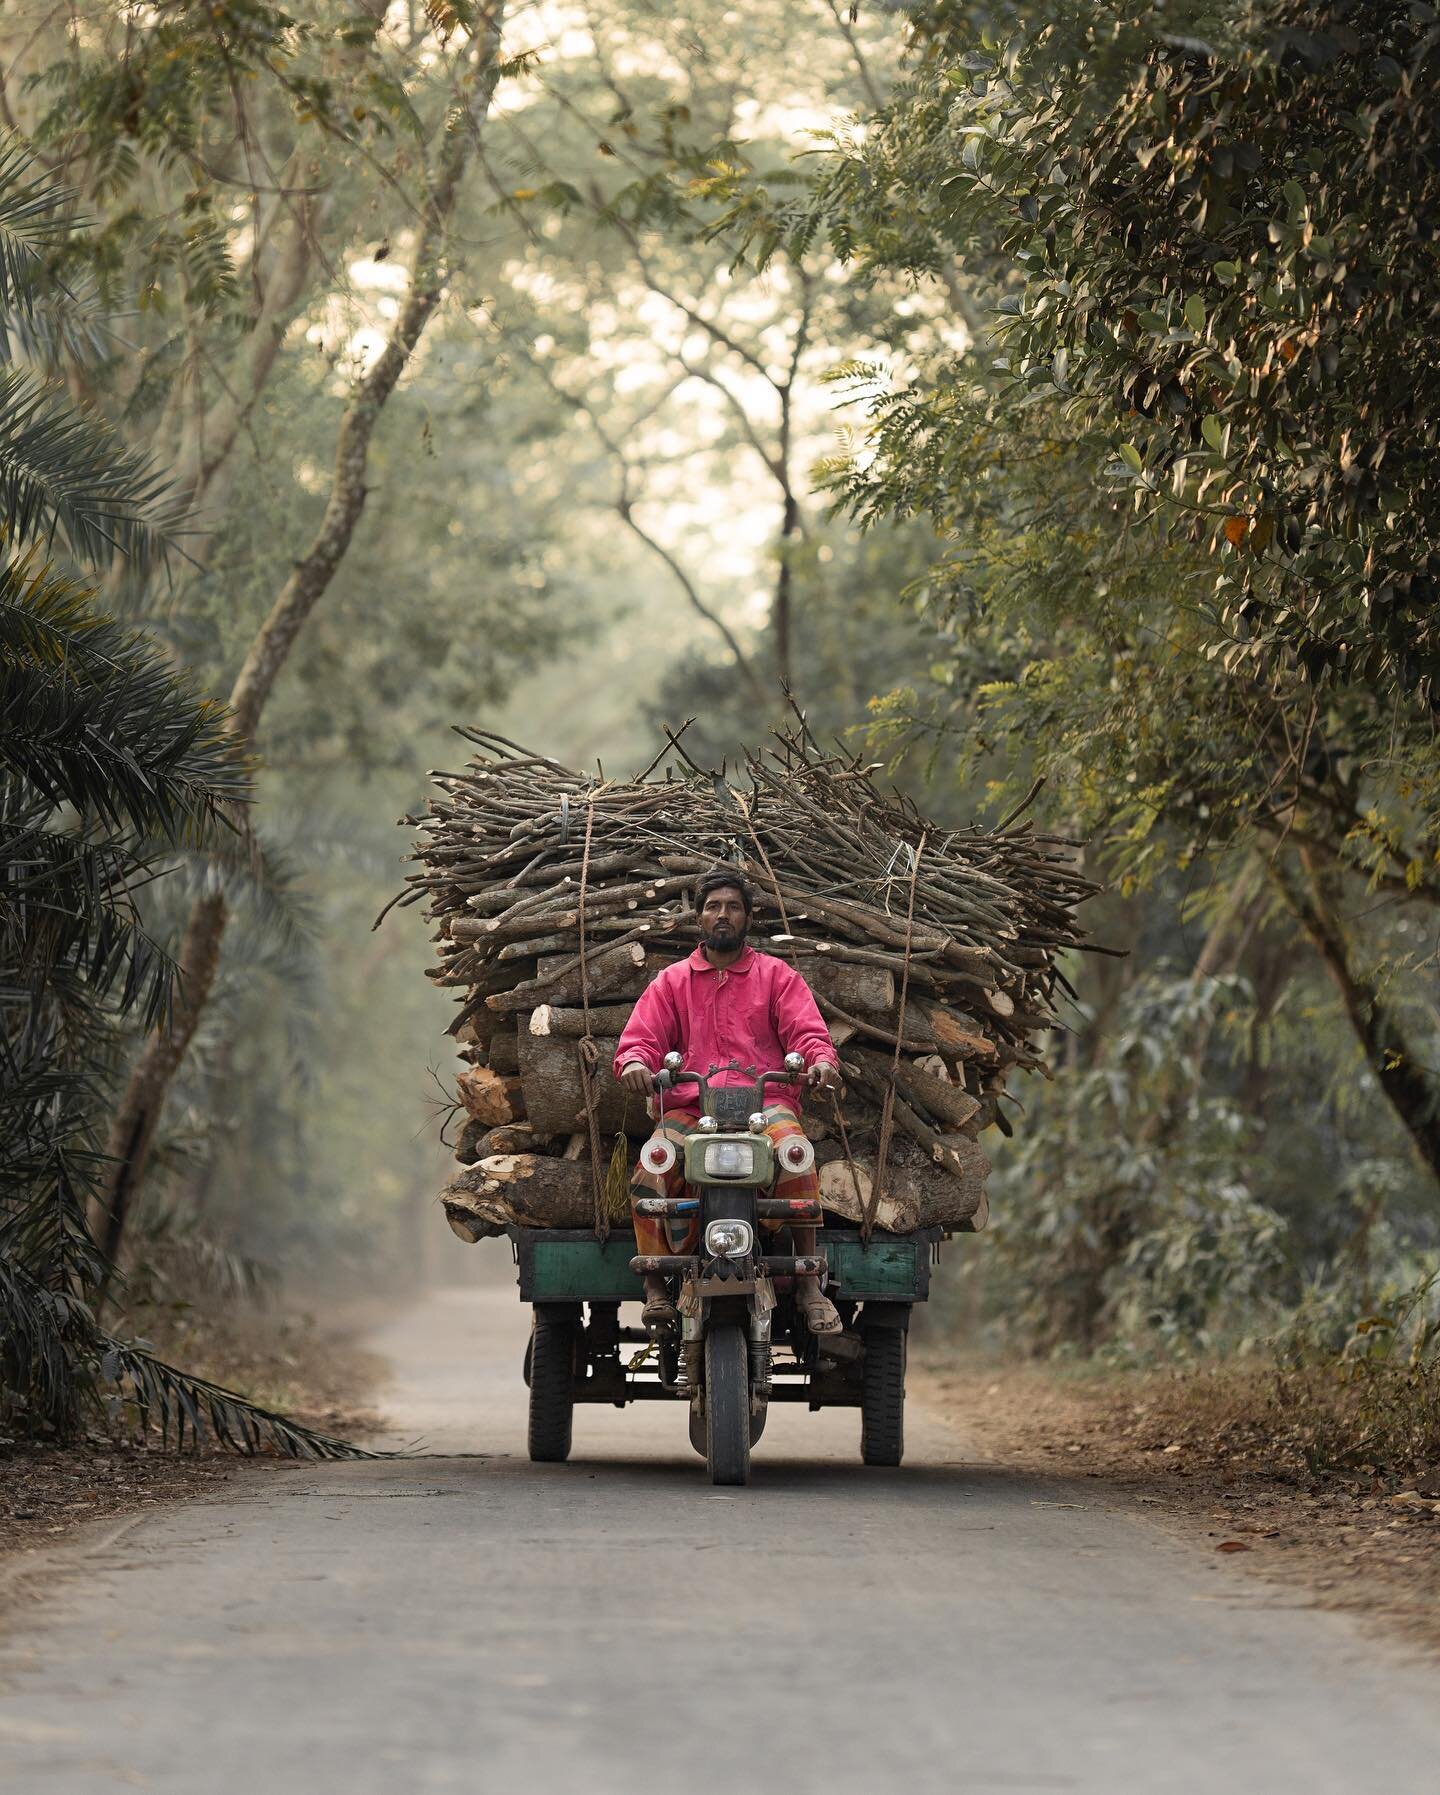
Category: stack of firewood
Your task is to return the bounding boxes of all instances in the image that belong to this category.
[391,723,1097,1243]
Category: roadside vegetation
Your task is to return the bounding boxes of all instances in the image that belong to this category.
[2,0,1437,1513]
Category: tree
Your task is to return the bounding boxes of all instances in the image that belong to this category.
[713,0,1440,1190]
[0,139,353,1450]
[91,5,513,1256]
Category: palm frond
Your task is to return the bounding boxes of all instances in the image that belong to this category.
[0,364,183,566]
[0,554,248,833]
[0,135,74,330]
[97,1337,375,1459]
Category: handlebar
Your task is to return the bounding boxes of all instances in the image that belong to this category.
[653,1060,808,1095]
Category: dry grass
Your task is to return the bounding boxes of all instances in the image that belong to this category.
[916,1350,1440,1651]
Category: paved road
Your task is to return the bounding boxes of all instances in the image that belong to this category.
[3,1283,1439,1794]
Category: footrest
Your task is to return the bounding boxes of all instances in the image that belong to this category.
[755,1198,822,1220]
[759,1256,827,1277]
[629,1254,701,1275]
[632,1197,699,1217]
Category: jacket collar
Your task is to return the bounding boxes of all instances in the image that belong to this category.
[687,944,757,976]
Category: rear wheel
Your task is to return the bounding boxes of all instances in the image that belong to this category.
[705,1324,750,1486]
[860,1327,906,1466]
[528,1305,578,1462]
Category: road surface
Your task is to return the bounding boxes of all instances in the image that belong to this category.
[2,1282,1438,1794]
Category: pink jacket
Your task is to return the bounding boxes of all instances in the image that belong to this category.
[614,946,837,1110]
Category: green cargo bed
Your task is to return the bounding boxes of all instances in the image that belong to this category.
[512,1226,939,1305]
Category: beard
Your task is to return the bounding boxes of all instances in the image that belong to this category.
[700,916,748,953]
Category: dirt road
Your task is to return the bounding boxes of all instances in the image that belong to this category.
[3,1284,1438,1794]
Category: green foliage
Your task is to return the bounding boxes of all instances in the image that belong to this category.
[1272,1273,1440,1475]
[819,2,1440,705]
[987,969,1286,1354]
[0,140,360,1455]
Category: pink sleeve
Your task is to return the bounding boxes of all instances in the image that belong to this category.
[613,973,679,1077]
[771,964,837,1067]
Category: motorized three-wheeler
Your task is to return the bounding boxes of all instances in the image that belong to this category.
[510,1051,942,1484]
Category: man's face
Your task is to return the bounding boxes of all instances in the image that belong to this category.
[699,886,749,954]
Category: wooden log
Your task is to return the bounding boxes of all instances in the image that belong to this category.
[817,1160,920,1233]
[917,1002,1000,1065]
[514,1030,650,1136]
[455,1065,526,1126]
[485,1029,520,1077]
[848,1047,982,1131]
[529,1003,638,1038]
[838,1052,983,1190]
[454,1117,491,1164]
[486,941,651,1013]
[817,995,936,1054]
[486,1121,541,1154]
[443,1200,505,1243]
[441,1154,598,1229]
[765,950,895,1015]
[817,1144,989,1231]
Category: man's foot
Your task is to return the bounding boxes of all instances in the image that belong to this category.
[795,1281,841,1335]
[641,1277,676,1328]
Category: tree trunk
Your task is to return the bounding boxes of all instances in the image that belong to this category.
[96,889,227,1275]
[89,15,508,1257]
[1276,853,1440,1185]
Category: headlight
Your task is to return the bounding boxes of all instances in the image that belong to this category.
[704,1219,755,1258]
[703,1140,756,1180]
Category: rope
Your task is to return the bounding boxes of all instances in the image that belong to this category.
[574,790,609,1242]
[865,831,926,1246]
[828,1085,866,1229]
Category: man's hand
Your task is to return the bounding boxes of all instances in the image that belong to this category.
[805,1060,841,1093]
[620,1060,655,1096]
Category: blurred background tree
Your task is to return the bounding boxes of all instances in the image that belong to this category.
[4,0,1437,1410]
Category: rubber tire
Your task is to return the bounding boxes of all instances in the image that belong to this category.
[528,1307,577,1463]
[705,1324,751,1486]
[860,1327,906,1467]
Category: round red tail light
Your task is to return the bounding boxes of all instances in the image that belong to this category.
[778,1137,815,1175]
[641,1136,677,1176]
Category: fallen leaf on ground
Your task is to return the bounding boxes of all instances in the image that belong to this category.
[1216,1540,1252,1553]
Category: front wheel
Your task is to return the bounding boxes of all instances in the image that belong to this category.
[860,1326,906,1466]
[705,1324,750,1486]
[528,1305,578,1462]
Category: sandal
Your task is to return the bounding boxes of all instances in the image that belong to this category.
[795,1285,842,1335]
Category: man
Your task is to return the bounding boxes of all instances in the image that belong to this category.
[615,868,843,1334]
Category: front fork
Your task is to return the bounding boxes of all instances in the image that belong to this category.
[678,1288,773,1409]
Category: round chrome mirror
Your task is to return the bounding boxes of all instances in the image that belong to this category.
[662,1050,683,1071]
[784,1051,806,1074]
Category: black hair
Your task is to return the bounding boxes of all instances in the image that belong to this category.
[694,866,753,915]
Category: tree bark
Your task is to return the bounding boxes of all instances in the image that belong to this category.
[1275,853,1440,1185]
[90,14,508,1255]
